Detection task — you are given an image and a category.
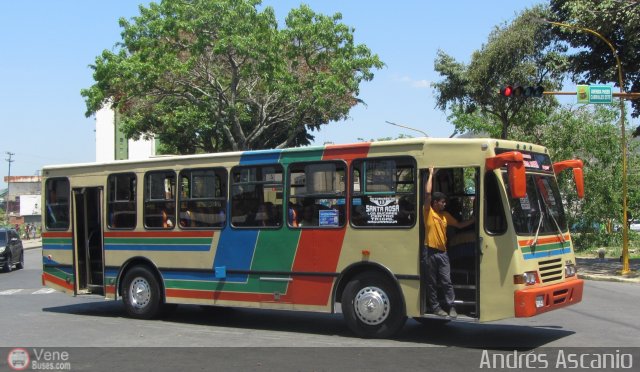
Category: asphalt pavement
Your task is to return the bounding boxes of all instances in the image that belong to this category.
[23,237,639,283]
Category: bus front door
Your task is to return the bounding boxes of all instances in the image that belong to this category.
[73,187,105,296]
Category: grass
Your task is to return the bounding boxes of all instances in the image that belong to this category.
[575,242,640,259]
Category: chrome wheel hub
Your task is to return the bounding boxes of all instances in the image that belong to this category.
[354,286,389,325]
[129,277,151,309]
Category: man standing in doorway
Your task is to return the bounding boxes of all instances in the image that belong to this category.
[423,167,475,318]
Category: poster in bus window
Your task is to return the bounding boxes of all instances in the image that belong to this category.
[319,209,339,226]
[365,197,400,224]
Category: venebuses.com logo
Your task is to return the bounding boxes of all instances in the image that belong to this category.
[6,348,72,371]
[7,348,30,371]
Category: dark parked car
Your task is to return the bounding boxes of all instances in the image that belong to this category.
[0,228,24,272]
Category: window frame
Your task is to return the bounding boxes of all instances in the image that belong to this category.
[107,172,137,230]
[286,160,348,229]
[483,171,508,236]
[44,177,71,231]
[143,170,177,230]
[177,167,228,230]
[230,164,284,229]
[349,156,417,229]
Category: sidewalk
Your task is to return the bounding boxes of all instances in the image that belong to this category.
[22,237,42,250]
[576,256,640,283]
[23,238,638,283]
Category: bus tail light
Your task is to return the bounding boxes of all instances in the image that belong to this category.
[514,271,539,285]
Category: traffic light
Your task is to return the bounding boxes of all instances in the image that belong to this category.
[500,85,544,98]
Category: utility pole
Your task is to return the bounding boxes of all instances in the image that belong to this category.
[5,152,14,223]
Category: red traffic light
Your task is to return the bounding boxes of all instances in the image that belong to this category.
[500,85,544,98]
[500,86,513,97]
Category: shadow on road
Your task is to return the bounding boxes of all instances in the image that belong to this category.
[43,301,574,349]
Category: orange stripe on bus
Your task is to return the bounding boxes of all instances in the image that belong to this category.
[518,234,571,247]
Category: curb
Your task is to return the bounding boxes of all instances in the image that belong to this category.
[578,273,640,284]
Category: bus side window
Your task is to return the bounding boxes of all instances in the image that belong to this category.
[45,178,70,230]
[230,165,283,228]
[107,173,136,229]
[350,157,416,228]
[287,161,346,228]
[484,172,507,234]
[144,171,176,229]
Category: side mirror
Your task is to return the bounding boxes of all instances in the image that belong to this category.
[553,159,584,199]
[486,151,526,199]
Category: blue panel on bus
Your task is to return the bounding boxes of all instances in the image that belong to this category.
[238,149,282,165]
[523,247,571,260]
[213,228,259,282]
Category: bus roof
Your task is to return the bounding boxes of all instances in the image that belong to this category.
[42,137,548,172]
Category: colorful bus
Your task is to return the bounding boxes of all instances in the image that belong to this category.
[41,138,584,338]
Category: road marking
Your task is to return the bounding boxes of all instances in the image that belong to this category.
[0,288,58,295]
[32,288,57,294]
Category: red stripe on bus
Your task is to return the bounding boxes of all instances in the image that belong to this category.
[166,288,278,302]
[42,232,73,238]
[104,231,215,238]
[43,272,74,291]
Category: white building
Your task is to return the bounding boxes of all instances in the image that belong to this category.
[95,104,157,162]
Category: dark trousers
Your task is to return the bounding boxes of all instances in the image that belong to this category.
[421,246,455,311]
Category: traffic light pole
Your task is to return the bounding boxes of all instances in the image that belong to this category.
[543,20,632,274]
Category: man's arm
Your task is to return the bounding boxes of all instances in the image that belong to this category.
[445,212,476,229]
[424,167,435,212]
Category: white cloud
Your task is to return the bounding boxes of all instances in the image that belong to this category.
[393,75,431,89]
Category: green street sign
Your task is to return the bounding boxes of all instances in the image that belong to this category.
[577,84,613,104]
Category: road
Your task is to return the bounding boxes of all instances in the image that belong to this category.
[1,248,639,370]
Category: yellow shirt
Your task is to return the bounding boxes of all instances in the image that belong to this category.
[424,206,452,251]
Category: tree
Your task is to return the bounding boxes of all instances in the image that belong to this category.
[81,0,383,154]
[432,6,567,139]
[550,0,640,119]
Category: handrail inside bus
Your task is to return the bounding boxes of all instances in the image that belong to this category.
[553,159,585,199]
[485,151,526,199]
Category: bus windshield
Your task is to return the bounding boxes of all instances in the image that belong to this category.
[504,172,568,235]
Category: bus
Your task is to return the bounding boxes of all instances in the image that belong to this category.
[41,138,584,338]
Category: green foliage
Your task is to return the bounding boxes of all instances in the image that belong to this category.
[432,6,567,139]
[550,0,640,118]
[82,0,383,153]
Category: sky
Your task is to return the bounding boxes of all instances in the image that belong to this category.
[0,0,566,189]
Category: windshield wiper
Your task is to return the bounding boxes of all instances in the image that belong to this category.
[529,199,545,253]
[540,194,566,247]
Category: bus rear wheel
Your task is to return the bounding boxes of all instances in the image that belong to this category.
[122,266,162,320]
[341,273,406,338]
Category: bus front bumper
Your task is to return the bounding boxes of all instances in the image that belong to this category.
[514,278,584,317]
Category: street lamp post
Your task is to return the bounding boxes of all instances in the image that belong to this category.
[544,20,630,274]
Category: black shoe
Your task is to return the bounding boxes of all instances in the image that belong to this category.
[433,308,448,317]
[449,307,457,319]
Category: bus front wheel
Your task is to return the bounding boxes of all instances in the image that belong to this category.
[341,273,406,338]
[122,266,162,320]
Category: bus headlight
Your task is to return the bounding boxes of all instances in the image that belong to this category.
[565,263,577,277]
[514,271,538,285]
[0,246,6,254]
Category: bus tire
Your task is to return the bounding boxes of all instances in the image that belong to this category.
[341,272,406,338]
[122,266,162,320]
